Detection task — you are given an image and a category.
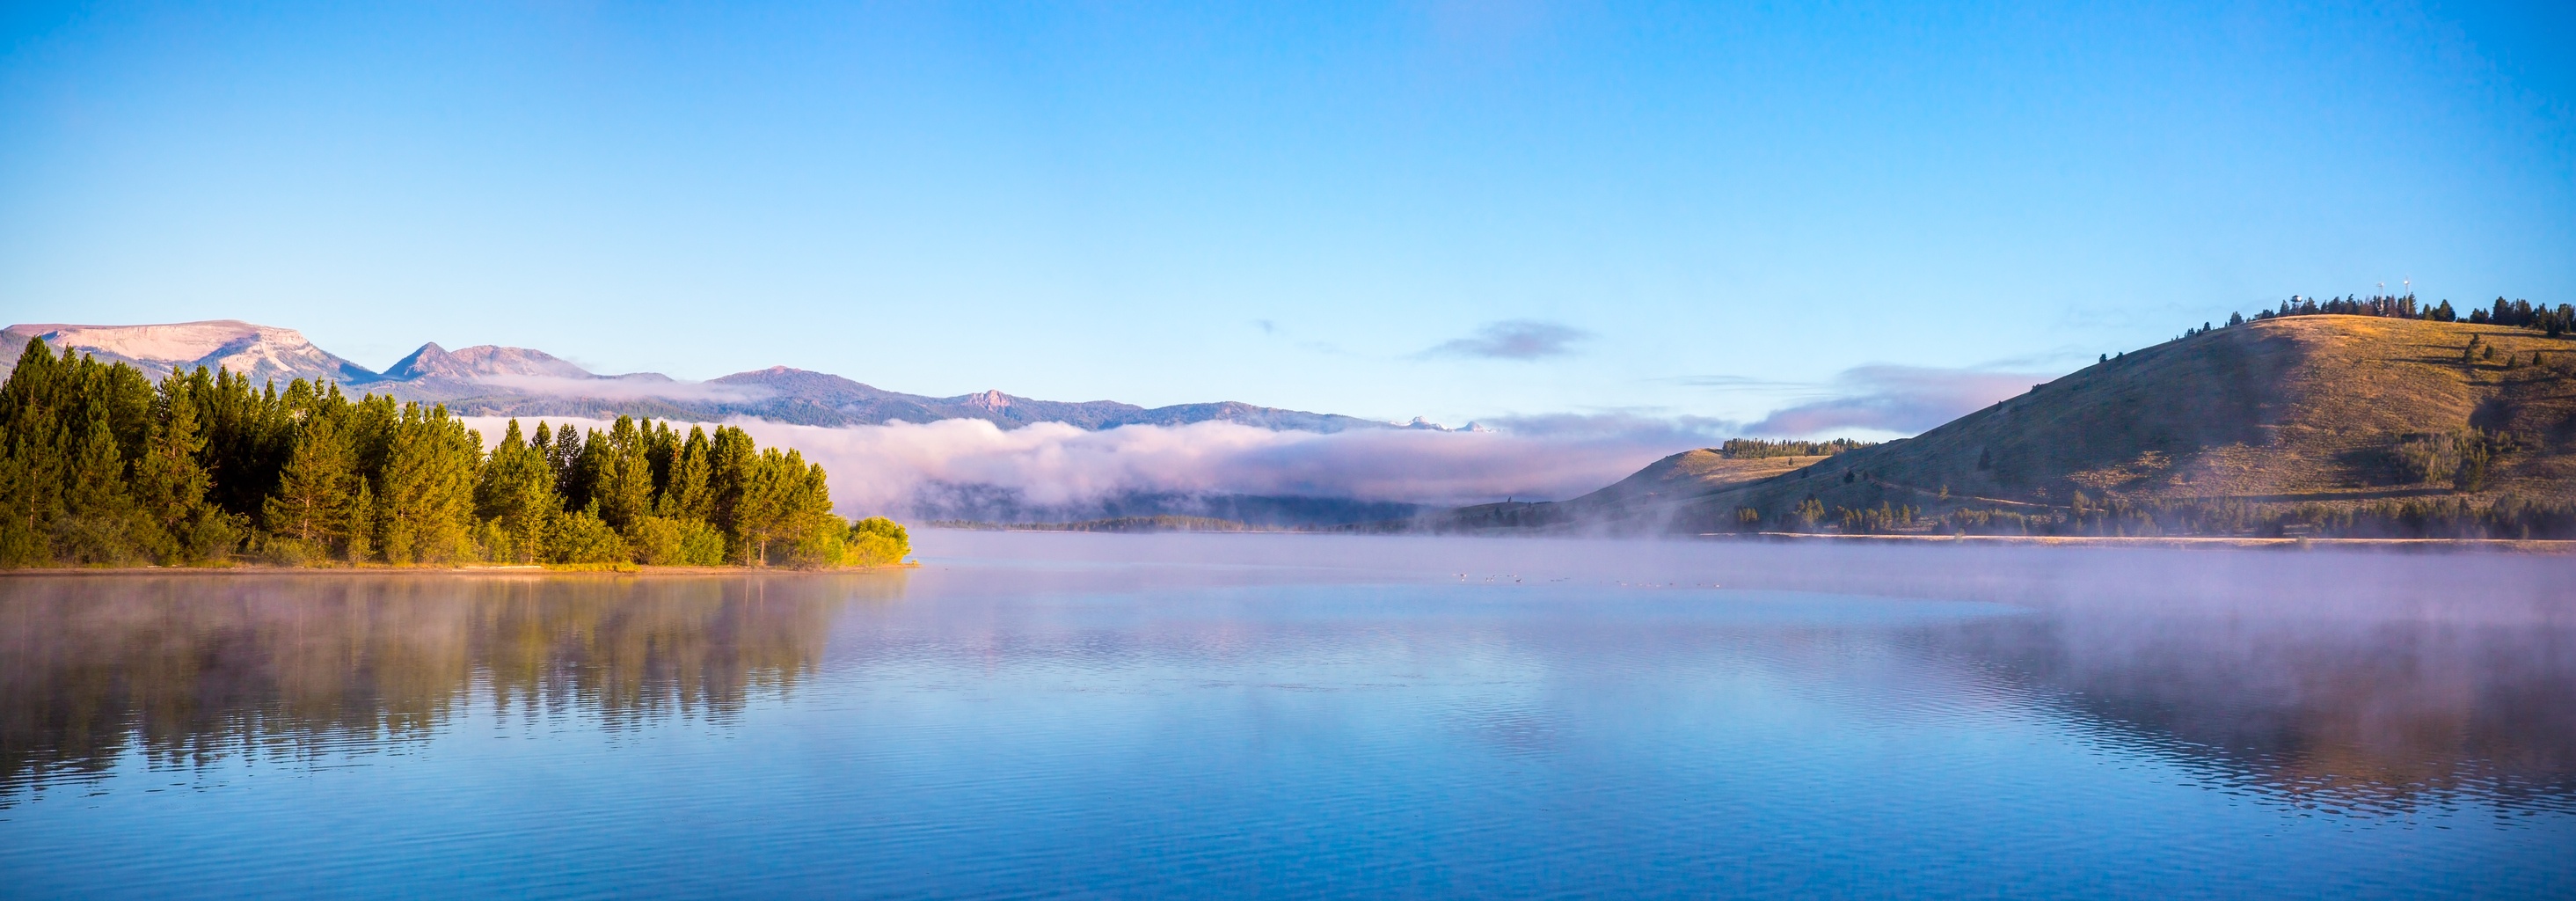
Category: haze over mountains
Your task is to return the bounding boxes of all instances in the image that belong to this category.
[0,319,1418,434]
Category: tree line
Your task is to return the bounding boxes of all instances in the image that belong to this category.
[1715,437,1875,459]
[0,340,909,568]
[2217,293,2574,337]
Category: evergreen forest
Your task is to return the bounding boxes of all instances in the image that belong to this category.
[1715,437,1876,459]
[2226,293,2575,335]
[0,340,909,569]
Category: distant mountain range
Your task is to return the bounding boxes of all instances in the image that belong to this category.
[0,319,1422,433]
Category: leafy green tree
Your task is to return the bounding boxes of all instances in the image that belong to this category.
[550,500,628,564]
[843,516,909,566]
[675,518,727,565]
[624,516,684,565]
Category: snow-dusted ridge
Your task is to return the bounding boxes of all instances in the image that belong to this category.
[0,319,380,387]
[0,319,1437,434]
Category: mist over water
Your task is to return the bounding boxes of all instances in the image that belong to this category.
[3,535,2570,898]
[457,415,1713,521]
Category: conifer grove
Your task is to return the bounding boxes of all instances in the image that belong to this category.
[0,339,909,568]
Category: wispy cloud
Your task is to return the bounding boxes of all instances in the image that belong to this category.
[1471,412,1738,444]
[1662,374,1819,392]
[1423,319,1593,360]
[1742,365,2042,436]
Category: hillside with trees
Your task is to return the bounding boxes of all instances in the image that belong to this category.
[0,339,910,569]
[1436,308,2576,539]
[1422,441,1869,531]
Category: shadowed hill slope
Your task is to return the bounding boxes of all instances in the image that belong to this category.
[1434,450,1831,531]
[1456,316,2576,536]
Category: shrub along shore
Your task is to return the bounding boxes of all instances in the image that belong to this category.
[0,339,909,569]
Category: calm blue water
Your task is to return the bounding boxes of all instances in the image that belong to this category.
[3,532,2571,899]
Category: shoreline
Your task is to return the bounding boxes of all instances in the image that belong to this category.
[0,563,920,577]
[1700,531,2576,553]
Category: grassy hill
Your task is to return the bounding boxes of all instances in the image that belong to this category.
[1458,316,2576,538]
[1433,450,1835,531]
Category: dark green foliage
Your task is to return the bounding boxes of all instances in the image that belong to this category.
[0,341,214,566]
[1717,437,1875,458]
[2390,429,2513,493]
[2231,292,2568,333]
[0,340,905,568]
[475,420,554,564]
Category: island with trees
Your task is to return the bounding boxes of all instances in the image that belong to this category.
[0,339,909,569]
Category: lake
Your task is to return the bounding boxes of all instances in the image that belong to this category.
[3,531,2571,899]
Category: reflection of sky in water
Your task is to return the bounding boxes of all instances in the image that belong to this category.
[2,533,2571,898]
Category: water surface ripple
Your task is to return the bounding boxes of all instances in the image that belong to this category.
[2,532,2570,898]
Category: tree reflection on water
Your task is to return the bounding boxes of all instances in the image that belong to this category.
[4,538,2572,826]
[1913,594,2576,817]
[0,573,903,798]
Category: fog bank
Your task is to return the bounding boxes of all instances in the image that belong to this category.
[461,415,1714,520]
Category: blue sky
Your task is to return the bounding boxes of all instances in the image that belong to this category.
[2,1,2569,432]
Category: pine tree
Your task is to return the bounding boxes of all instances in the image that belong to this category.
[375,403,480,565]
[0,341,67,565]
[131,376,230,562]
[777,452,843,568]
[710,425,758,558]
[0,335,887,568]
[474,419,556,564]
[728,447,790,565]
[60,410,139,563]
[346,477,376,564]
[657,427,716,521]
[264,414,354,553]
[595,416,655,531]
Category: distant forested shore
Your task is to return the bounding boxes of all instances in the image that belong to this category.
[0,340,909,569]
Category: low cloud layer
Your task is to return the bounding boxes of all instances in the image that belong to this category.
[461,414,1721,519]
[448,360,2048,522]
[1424,319,1593,360]
[1742,365,2042,436]
[464,374,773,402]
